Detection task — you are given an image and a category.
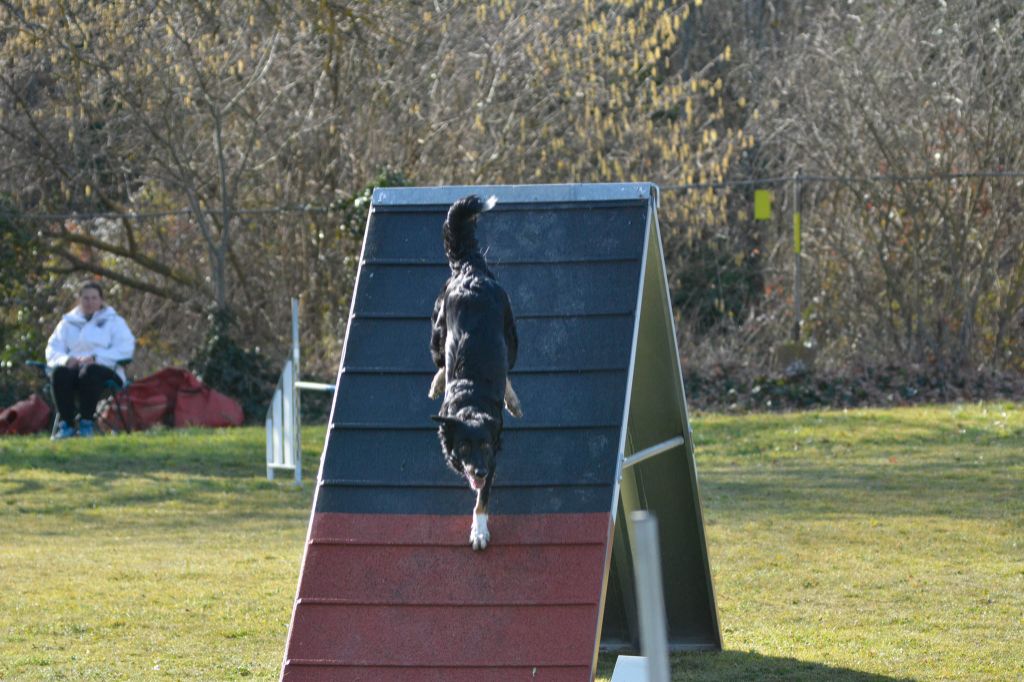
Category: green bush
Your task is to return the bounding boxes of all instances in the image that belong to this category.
[189,308,275,423]
[0,199,57,407]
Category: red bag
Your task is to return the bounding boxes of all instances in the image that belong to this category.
[136,368,202,402]
[98,368,196,432]
[0,393,53,435]
[173,386,243,428]
[99,386,170,432]
[97,367,243,431]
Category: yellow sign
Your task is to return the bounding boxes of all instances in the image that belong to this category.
[754,189,772,220]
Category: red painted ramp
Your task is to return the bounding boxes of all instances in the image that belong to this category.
[282,513,613,681]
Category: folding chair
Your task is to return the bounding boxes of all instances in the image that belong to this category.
[26,359,133,436]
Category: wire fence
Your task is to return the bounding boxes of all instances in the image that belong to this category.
[4,168,1021,384]
[661,169,1024,192]
[3,169,1022,222]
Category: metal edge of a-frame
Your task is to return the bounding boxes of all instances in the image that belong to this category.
[590,187,657,676]
[372,182,654,207]
[600,188,722,656]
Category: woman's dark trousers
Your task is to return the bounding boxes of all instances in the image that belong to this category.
[51,364,122,422]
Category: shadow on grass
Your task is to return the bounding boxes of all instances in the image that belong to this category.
[596,650,916,681]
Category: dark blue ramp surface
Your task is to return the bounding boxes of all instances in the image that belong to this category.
[318,195,648,519]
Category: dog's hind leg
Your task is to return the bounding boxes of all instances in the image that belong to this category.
[428,367,446,399]
[504,378,523,418]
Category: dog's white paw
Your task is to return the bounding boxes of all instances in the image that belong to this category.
[470,513,490,551]
[504,378,523,418]
[428,367,445,399]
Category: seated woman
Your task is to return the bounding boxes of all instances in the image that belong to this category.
[45,281,136,438]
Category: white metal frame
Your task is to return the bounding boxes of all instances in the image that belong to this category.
[265,298,334,485]
[604,185,722,661]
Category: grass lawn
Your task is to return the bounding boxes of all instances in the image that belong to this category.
[1,404,1021,680]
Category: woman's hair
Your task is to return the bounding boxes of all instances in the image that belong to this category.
[78,281,104,298]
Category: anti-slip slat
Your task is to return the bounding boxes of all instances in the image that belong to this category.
[331,372,628,430]
[282,663,591,682]
[314,482,614,515]
[287,603,599,667]
[317,479,608,489]
[362,201,646,263]
[308,513,611,546]
[322,428,619,485]
[298,543,605,606]
[352,261,641,318]
[330,422,621,431]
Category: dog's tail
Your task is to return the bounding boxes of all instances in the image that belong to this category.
[443,194,497,265]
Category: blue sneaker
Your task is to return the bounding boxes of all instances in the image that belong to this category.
[53,421,76,440]
[78,419,95,438]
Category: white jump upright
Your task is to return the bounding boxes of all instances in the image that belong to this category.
[266,298,334,486]
[611,511,672,682]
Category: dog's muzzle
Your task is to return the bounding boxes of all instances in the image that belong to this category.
[464,465,488,490]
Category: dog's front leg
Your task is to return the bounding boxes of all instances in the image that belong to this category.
[470,478,492,551]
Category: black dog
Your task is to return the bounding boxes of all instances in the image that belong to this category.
[429,194,521,550]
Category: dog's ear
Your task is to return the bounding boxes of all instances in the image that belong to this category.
[430,415,459,452]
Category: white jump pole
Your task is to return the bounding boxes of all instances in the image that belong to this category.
[612,511,672,682]
[290,297,302,485]
[266,298,334,485]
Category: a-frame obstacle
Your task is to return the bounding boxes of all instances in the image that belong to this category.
[280,183,720,681]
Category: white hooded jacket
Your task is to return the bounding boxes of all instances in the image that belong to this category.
[45,305,136,383]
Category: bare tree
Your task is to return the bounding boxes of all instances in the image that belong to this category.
[754,1,1024,373]
[0,2,374,310]
[1,0,755,379]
